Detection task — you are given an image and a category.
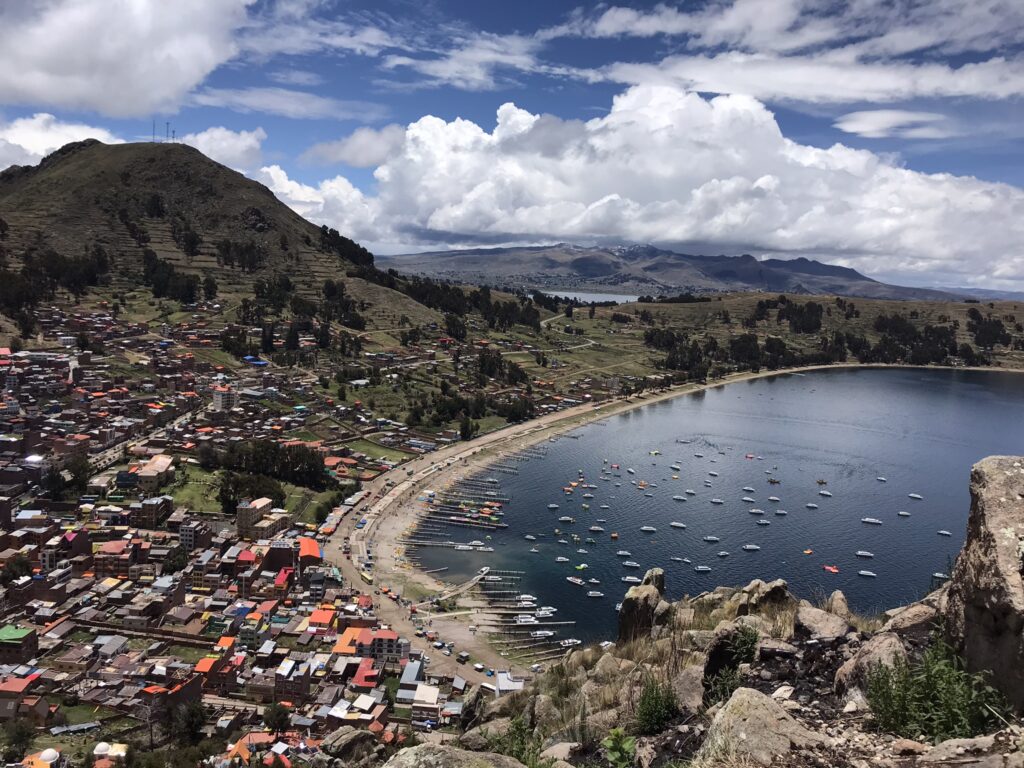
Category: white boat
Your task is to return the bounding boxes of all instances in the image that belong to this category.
[717,551,730,558]
[670,464,681,471]
[640,525,657,532]
[557,539,568,544]
[583,493,594,499]
[877,477,887,482]
[704,481,713,487]
[819,490,833,497]
[517,601,536,608]
[938,530,952,537]
[670,556,684,562]
[531,630,554,638]
[683,558,691,563]
[454,545,472,551]
[589,525,605,532]
[560,638,581,647]
[627,468,636,474]
[742,544,761,551]
[768,496,781,502]
[742,496,756,503]
[616,550,632,557]
[556,556,569,563]
[685,489,696,495]
[858,570,877,578]
[694,452,704,458]
[614,603,622,611]
[806,503,819,509]
[468,540,484,546]
[515,615,538,624]
[756,519,770,526]
[539,606,557,613]
[623,561,641,568]
[559,516,575,523]
[742,486,755,492]
[702,535,720,542]
[576,548,588,554]
[621,576,641,584]
[933,572,950,580]
[587,591,604,598]
[708,471,719,477]
[600,504,610,509]
[908,493,923,500]
[529,547,539,553]
[566,576,585,586]
[711,498,724,505]
[898,511,911,517]
[694,565,712,572]
[774,509,788,516]
[861,517,883,525]
[856,551,875,558]
[519,594,537,601]
[672,495,686,501]
[588,578,600,584]
[670,521,686,529]
[548,503,559,509]
[524,534,537,541]
[749,508,765,515]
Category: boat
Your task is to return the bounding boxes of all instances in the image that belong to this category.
[938,530,952,537]
[702,535,720,542]
[600,504,610,509]
[524,534,537,541]
[575,563,589,570]
[708,471,719,477]
[557,539,568,544]
[856,551,875,558]
[621,576,641,584]
[587,591,604,598]
[768,496,781,502]
[819,490,833,497]
[597,517,607,522]
[756,519,771,526]
[877,477,887,482]
[898,511,911,517]
[742,496,756,503]
[817,479,828,485]
[806,503,819,509]
[670,556,684,562]
[518,594,537,601]
[623,561,641,568]
[640,526,657,532]
[548,503,559,509]
[560,639,581,647]
[559,516,575,523]
[768,478,781,485]
[529,547,539,553]
[672,495,686,501]
[616,550,632,556]
[556,556,569,563]
[717,551,730,558]
[933,572,951,580]
[694,565,712,572]
[576,548,588,554]
[823,565,839,573]
[610,532,619,539]
[694,452,704,458]
[531,630,555,638]
[711,498,724,505]
[742,486,756,492]
[742,544,761,551]
[588,578,601,584]
[539,606,557,613]
[803,548,813,555]
[774,509,788,516]
[685,489,696,495]
[858,570,877,578]
[670,464,681,471]
[515,615,538,624]
[614,603,622,611]
[454,545,472,551]
[589,525,605,532]
[908,493,923,500]
[749,508,765,515]
[566,576,585,586]
[627,468,636,474]
[670,521,686,529]
[861,517,883,525]
[583,493,594,499]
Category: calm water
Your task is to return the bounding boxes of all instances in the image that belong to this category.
[541,290,639,304]
[417,368,1024,642]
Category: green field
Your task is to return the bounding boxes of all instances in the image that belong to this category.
[344,438,416,463]
[168,465,221,514]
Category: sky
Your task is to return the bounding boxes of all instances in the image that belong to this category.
[0,0,1022,291]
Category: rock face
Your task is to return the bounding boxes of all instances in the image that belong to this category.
[322,726,385,767]
[618,568,670,642]
[834,632,907,696]
[696,687,825,766]
[385,745,527,768]
[795,603,852,642]
[944,457,1024,710]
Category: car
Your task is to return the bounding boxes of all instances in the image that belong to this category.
[485,669,495,677]
[441,649,452,657]
[432,641,445,649]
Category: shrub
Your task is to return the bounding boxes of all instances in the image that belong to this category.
[486,716,553,768]
[703,667,742,708]
[634,675,679,735]
[729,626,759,664]
[601,727,636,768]
[866,637,1009,743]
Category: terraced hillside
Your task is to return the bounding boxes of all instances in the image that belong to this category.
[0,139,438,328]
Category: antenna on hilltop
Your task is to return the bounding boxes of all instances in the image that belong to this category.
[152,119,156,142]
[165,122,170,142]
[171,129,175,142]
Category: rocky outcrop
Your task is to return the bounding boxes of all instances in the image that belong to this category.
[945,457,1024,710]
[795,603,852,642]
[696,687,826,766]
[384,745,527,768]
[460,718,511,751]
[883,602,938,644]
[322,726,386,768]
[834,632,907,696]
[617,568,671,642]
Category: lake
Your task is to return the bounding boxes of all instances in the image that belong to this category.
[541,290,640,304]
[416,367,1024,642]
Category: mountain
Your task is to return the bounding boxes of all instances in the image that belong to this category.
[380,243,960,301]
[0,140,438,326]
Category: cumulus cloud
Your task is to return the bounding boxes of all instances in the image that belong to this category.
[180,126,266,169]
[833,110,956,139]
[300,124,406,167]
[191,87,388,121]
[0,113,122,169]
[259,85,1024,289]
[0,0,249,117]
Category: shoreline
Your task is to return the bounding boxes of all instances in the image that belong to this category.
[327,362,1017,679]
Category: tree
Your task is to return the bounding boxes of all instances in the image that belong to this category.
[203,276,218,301]
[3,719,36,762]
[169,701,207,746]
[263,702,290,736]
[163,547,189,574]
[444,313,467,341]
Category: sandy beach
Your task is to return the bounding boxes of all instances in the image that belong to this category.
[323,361,1020,680]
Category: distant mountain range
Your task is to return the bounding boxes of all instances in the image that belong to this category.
[381,244,971,302]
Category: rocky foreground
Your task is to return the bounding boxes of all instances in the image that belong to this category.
[351,457,1024,768]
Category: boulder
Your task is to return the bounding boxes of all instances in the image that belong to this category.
[757,638,800,660]
[460,718,511,751]
[883,603,938,643]
[696,687,826,767]
[384,745,527,768]
[668,662,706,714]
[826,590,851,620]
[891,739,929,756]
[944,456,1024,711]
[531,694,561,736]
[919,735,995,764]
[642,567,666,592]
[461,684,487,730]
[743,578,796,613]
[618,571,668,643]
[321,726,384,768]
[539,743,577,762]
[795,604,852,642]
[834,632,907,696]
